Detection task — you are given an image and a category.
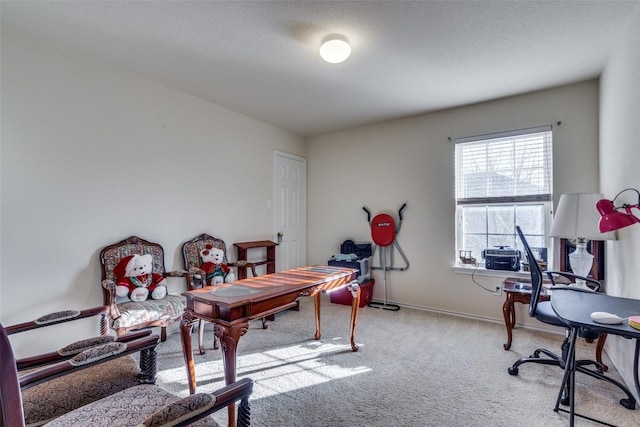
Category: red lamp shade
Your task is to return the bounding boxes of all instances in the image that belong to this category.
[597,198,640,232]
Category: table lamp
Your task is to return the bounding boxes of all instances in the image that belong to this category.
[549,193,616,288]
[597,188,640,232]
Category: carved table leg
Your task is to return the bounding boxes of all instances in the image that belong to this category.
[503,292,515,350]
[509,300,516,328]
[596,333,609,372]
[213,334,220,350]
[216,321,249,427]
[180,311,198,395]
[314,292,322,340]
[197,319,206,355]
[349,282,361,352]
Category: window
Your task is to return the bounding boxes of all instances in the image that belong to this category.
[455,126,553,265]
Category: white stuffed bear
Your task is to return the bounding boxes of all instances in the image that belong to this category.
[114,254,168,302]
[200,244,235,285]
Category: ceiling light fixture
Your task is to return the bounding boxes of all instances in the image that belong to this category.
[319,34,351,64]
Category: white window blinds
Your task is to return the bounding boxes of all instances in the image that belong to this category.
[455,126,553,205]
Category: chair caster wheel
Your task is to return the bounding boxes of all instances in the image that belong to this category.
[620,398,636,410]
[508,366,518,376]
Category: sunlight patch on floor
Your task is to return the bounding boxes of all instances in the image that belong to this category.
[156,340,371,399]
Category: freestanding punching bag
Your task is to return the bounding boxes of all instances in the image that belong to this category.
[363,204,409,311]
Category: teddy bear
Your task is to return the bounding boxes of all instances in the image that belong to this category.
[114,254,168,302]
[199,244,235,285]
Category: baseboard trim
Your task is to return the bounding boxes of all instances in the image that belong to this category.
[367,298,563,336]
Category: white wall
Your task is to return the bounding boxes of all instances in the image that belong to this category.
[599,5,640,397]
[307,81,600,324]
[0,31,305,356]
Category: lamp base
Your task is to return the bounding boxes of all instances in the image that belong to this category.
[568,239,593,290]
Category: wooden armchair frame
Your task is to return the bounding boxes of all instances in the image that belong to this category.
[100,235,194,342]
[6,305,152,371]
[1,324,253,427]
[5,306,158,426]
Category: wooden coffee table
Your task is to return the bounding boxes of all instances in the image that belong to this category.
[180,265,359,427]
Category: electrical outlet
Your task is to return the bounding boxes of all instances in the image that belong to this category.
[492,285,502,296]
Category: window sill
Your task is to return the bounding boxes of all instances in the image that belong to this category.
[451,265,531,279]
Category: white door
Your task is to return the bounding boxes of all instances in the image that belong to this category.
[273,151,307,271]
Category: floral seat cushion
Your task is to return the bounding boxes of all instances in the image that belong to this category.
[21,355,141,426]
[112,295,186,331]
[43,384,219,427]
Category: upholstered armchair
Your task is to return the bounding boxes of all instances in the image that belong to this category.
[182,233,257,288]
[5,306,158,426]
[100,235,195,342]
[1,324,253,427]
[182,233,259,353]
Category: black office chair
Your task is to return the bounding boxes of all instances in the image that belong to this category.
[507,225,609,404]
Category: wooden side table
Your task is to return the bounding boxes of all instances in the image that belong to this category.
[501,277,608,371]
[233,240,277,280]
[502,278,550,351]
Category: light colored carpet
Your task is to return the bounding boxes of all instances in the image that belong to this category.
[154,295,640,426]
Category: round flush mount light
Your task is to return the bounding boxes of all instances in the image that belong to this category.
[319,34,351,64]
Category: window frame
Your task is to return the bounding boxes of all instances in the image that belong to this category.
[454,126,553,268]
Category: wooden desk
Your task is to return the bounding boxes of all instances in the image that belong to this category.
[501,277,607,371]
[180,265,359,427]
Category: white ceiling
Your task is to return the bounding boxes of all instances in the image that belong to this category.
[2,1,639,137]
